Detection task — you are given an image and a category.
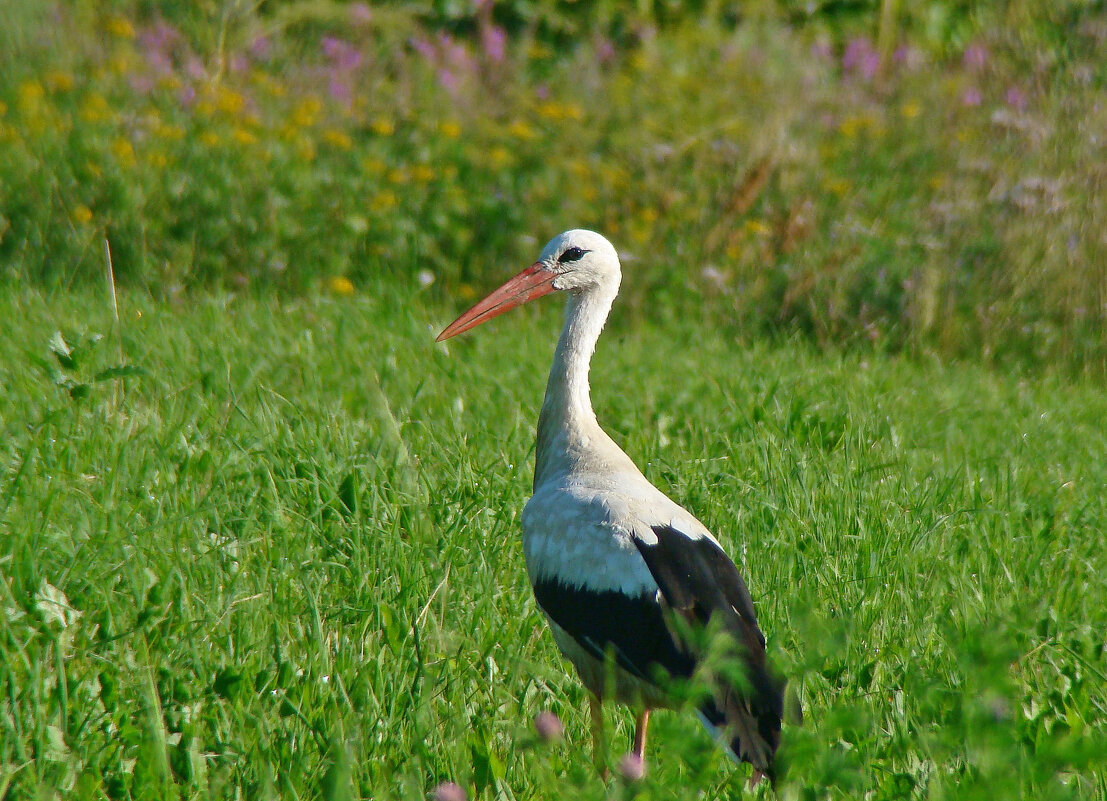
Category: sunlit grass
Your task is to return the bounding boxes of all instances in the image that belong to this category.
[1,287,1104,798]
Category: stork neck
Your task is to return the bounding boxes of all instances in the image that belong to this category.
[534,284,617,488]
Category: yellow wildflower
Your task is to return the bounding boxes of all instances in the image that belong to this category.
[154,122,185,140]
[526,42,552,60]
[45,71,75,92]
[0,100,7,117]
[72,205,93,224]
[215,87,246,115]
[568,159,590,178]
[459,283,477,300]
[927,174,948,191]
[370,191,397,211]
[147,152,169,168]
[18,81,45,108]
[105,16,136,39]
[488,147,513,168]
[900,101,921,119]
[322,129,353,150]
[507,120,537,140]
[370,117,395,136]
[232,127,258,145]
[291,97,322,128]
[111,137,136,167]
[362,157,386,174]
[744,219,771,236]
[296,138,316,161]
[439,120,461,138]
[387,168,407,184]
[822,177,851,197]
[838,113,879,138]
[536,101,562,120]
[199,131,220,147]
[108,54,131,75]
[328,276,355,296]
[410,164,435,183]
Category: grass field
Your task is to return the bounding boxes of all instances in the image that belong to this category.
[2,285,1105,799]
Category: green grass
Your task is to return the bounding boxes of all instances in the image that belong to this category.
[2,285,1104,799]
[3,2,1106,372]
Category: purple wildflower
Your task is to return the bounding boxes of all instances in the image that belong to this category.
[437,68,460,94]
[1005,85,1027,111]
[437,33,474,72]
[177,84,196,107]
[185,56,207,80]
[594,35,616,64]
[534,711,564,742]
[961,86,982,107]
[963,42,989,71]
[228,53,248,74]
[139,21,180,54]
[409,37,437,61]
[431,782,467,801]
[535,84,550,100]
[128,74,154,94]
[348,2,372,25]
[481,24,506,64]
[322,36,362,72]
[144,49,173,76]
[328,78,352,106]
[249,35,272,61]
[893,44,923,71]
[842,36,880,80]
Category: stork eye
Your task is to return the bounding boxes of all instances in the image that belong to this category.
[558,247,588,264]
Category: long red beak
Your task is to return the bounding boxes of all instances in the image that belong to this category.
[436,262,558,341]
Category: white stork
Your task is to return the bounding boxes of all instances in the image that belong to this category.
[437,230,786,783]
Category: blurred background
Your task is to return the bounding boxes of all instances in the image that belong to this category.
[1,0,1104,372]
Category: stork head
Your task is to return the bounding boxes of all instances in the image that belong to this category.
[436,229,621,341]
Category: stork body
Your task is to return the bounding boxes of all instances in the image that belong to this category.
[438,230,784,782]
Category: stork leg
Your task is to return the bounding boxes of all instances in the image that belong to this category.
[589,695,608,780]
[632,708,650,762]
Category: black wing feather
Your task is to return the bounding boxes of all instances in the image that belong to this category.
[531,580,696,685]
[635,525,785,780]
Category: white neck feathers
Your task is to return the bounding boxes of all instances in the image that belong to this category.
[534,282,619,489]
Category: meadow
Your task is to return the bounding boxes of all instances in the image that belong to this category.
[2,1,1106,799]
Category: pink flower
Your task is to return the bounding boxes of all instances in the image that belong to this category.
[437,68,460,94]
[328,78,352,105]
[249,35,272,61]
[534,711,564,742]
[594,36,616,64]
[410,37,436,61]
[322,36,362,72]
[1005,85,1027,111]
[618,753,645,781]
[348,2,372,25]
[961,87,982,106]
[962,43,989,71]
[177,84,196,107]
[842,37,879,81]
[431,782,467,801]
[481,25,506,64]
